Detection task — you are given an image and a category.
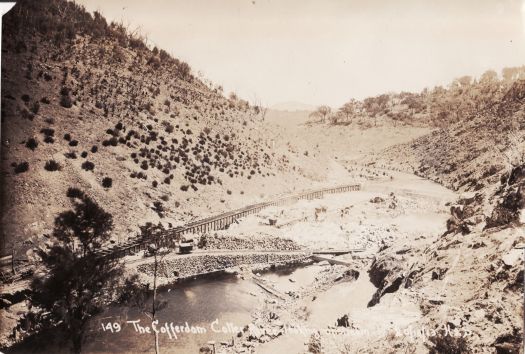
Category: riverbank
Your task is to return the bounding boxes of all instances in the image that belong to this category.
[208,259,363,353]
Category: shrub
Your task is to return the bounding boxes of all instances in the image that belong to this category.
[164,123,174,134]
[81,151,88,158]
[64,133,71,141]
[428,334,470,354]
[40,97,50,104]
[81,161,95,171]
[31,102,40,114]
[64,151,77,159]
[25,138,38,151]
[44,136,55,144]
[101,177,113,188]
[152,180,158,188]
[153,201,165,218]
[14,161,29,174]
[21,94,30,102]
[44,160,61,171]
[69,140,78,147]
[40,128,55,136]
[60,95,73,108]
[66,187,84,198]
[91,145,98,153]
[177,61,191,80]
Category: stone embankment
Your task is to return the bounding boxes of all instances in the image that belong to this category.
[136,252,310,281]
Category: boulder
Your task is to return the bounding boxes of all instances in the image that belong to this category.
[502,249,523,268]
[367,255,406,307]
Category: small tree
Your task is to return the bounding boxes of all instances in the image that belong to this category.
[29,189,122,353]
[133,223,167,354]
[338,101,355,123]
[309,105,331,123]
[328,112,345,125]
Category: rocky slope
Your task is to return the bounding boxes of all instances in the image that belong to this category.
[378,80,525,192]
[356,80,525,353]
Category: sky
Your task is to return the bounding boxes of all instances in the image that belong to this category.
[76,0,525,107]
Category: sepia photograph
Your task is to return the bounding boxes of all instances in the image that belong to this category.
[0,0,524,353]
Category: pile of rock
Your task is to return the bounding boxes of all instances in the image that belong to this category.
[201,234,301,251]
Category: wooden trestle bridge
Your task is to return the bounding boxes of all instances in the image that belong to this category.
[95,183,361,260]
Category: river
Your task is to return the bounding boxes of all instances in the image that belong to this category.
[83,273,262,353]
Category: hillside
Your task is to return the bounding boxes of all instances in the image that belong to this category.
[359,73,525,354]
[298,70,525,352]
[0,0,329,253]
[266,109,431,162]
[306,68,524,129]
[376,80,524,189]
[366,79,525,235]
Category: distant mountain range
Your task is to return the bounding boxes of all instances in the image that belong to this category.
[270,101,317,112]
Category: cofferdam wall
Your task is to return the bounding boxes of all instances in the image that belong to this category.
[136,251,311,280]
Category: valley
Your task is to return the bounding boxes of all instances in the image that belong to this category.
[0,1,524,353]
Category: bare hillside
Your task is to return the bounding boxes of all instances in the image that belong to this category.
[266,109,431,162]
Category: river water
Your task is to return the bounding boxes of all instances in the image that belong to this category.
[83,274,262,353]
[7,265,325,354]
[81,264,331,354]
